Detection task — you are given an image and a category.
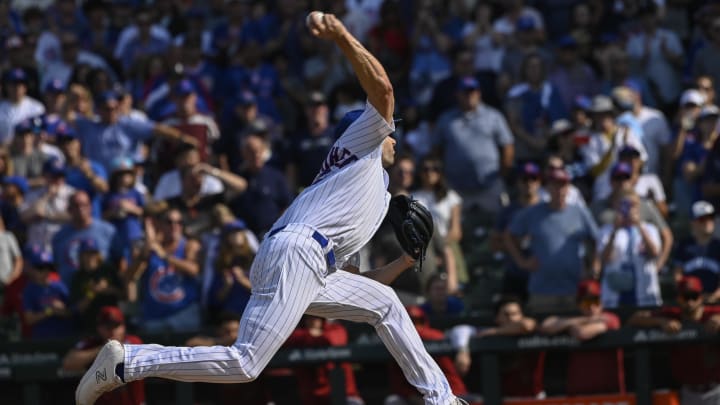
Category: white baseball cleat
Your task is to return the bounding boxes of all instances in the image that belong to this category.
[75,340,126,405]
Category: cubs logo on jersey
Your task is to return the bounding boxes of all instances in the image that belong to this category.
[314,146,358,184]
[149,266,186,304]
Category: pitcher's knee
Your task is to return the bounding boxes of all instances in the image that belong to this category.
[225,345,263,382]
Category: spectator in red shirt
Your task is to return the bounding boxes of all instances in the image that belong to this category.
[62,306,145,405]
[628,276,720,405]
[539,280,625,395]
[284,315,364,405]
[450,296,544,399]
[385,306,469,405]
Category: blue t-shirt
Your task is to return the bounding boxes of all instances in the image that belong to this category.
[141,239,200,320]
[101,189,144,245]
[64,161,108,218]
[508,202,598,295]
[75,117,154,173]
[51,220,117,285]
[22,279,73,339]
[232,165,292,235]
[495,202,531,276]
[420,297,464,316]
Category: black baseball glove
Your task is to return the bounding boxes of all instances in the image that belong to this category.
[386,195,434,270]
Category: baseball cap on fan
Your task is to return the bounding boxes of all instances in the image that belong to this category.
[691,200,715,220]
[97,306,125,326]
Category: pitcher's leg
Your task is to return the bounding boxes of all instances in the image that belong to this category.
[306,271,455,405]
[124,235,326,383]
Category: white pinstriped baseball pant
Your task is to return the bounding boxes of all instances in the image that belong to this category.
[123,224,455,405]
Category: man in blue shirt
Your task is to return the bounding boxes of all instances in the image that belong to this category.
[504,168,599,313]
[231,132,292,236]
[52,191,116,286]
[56,121,108,218]
[433,76,515,215]
[74,90,198,173]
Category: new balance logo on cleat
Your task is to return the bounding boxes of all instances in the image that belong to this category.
[95,369,107,384]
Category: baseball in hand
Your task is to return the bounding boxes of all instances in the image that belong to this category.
[306,11,324,30]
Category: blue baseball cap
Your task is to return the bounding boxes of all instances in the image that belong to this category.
[557,35,578,49]
[519,162,541,178]
[97,90,120,106]
[619,145,641,158]
[23,244,54,268]
[14,119,34,135]
[4,68,27,83]
[574,95,592,111]
[54,121,76,138]
[173,79,196,97]
[611,162,633,179]
[44,79,66,94]
[236,90,257,106]
[42,157,66,177]
[516,16,537,32]
[222,220,247,235]
[457,76,480,91]
[2,176,28,195]
[78,238,100,254]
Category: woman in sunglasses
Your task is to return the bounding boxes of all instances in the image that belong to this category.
[413,154,466,294]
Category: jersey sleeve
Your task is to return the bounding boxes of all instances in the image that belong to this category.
[335,100,395,158]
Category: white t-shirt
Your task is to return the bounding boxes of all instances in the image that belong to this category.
[20,183,76,249]
[272,100,394,261]
[597,222,662,308]
[0,97,46,144]
[634,174,666,203]
[152,170,224,201]
[412,189,462,239]
[0,231,21,284]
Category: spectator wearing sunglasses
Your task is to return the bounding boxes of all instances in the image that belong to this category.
[540,280,625,396]
[628,276,720,405]
[673,201,720,302]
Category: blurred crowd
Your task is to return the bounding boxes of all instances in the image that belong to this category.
[2,0,720,403]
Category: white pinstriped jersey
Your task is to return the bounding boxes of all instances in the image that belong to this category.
[271,101,394,261]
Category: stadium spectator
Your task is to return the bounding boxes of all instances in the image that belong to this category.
[497,17,551,99]
[580,95,646,201]
[549,35,598,114]
[614,83,673,178]
[0,175,27,243]
[0,68,45,145]
[20,157,74,249]
[493,162,542,302]
[153,144,224,201]
[10,118,46,188]
[599,49,657,108]
[185,311,272,405]
[0,215,22,287]
[63,83,95,124]
[505,167,599,313]
[538,154,588,208]
[591,162,674,269]
[206,220,255,321]
[102,157,144,259]
[427,47,477,122]
[628,276,720,405]
[617,145,668,217]
[386,306,469,405]
[433,76,514,216]
[157,79,220,175]
[230,132,292,236]
[692,16,720,98]
[420,273,464,316]
[626,4,683,111]
[22,244,73,339]
[673,201,720,301]
[598,190,662,308]
[284,315,364,405]
[413,154,467,292]
[539,280,625,395]
[40,32,115,91]
[56,121,108,217]
[125,207,201,333]
[62,306,145,405]
[73,89,196,174]
[505,53,566,163]
[450,296,543,399]
[51,190,115,285]
[696,75,716,106]
[285,91,334,191]
[388,153,415,197]
[68,238,123,332]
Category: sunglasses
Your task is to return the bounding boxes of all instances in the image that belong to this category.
[164,218,184,225]
[521,175,540,182]
[579,296,600,307]
[681,292,701,301]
